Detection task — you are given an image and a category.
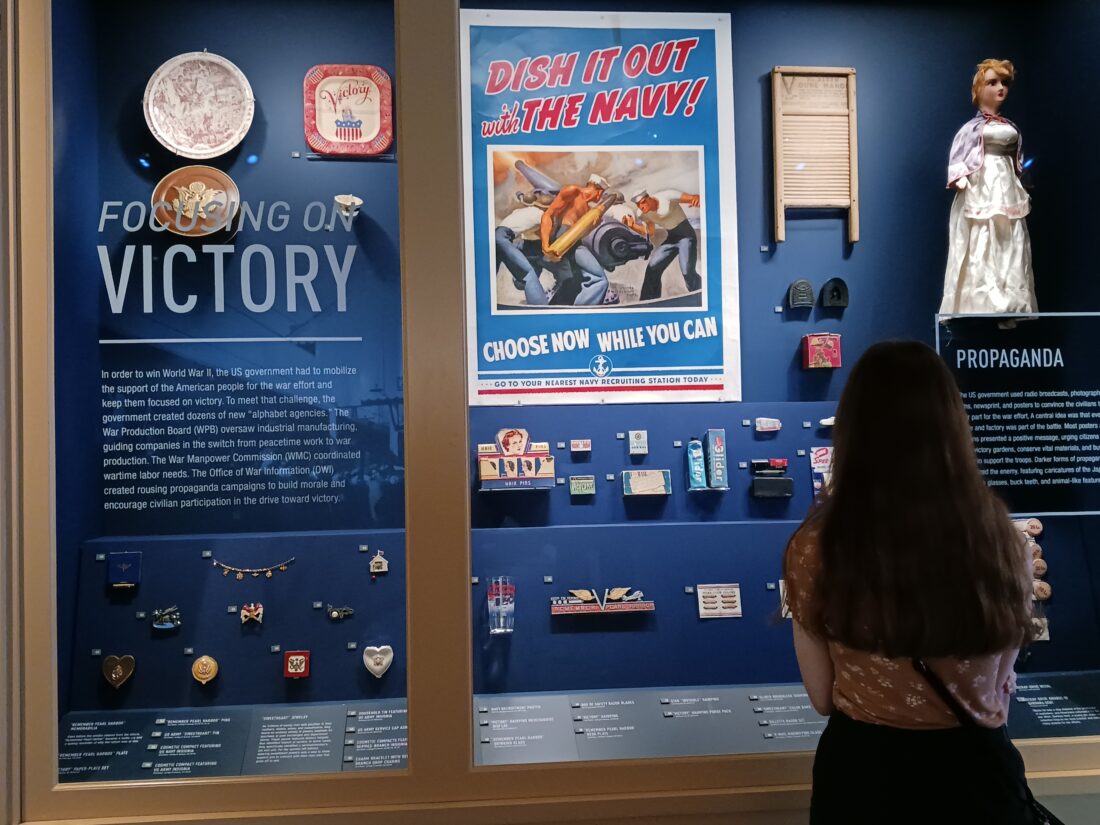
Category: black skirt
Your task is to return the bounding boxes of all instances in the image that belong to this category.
[811,711,1040,825]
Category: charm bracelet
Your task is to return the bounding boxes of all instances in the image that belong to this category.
[212,557,295,581]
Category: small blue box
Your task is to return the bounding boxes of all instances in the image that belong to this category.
[107,551,142,589]
[704,429,729,490]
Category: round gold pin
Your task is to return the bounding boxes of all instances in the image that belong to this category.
[192,655,219,684]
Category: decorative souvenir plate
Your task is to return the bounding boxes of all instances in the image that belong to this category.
[304,64,393,156]
[151,165,241,237]
[144,51,255,159]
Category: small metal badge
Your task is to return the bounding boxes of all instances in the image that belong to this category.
[369,550,389,575]
[150,606,181,630]
[284,650,310,678]
[240,602,264,624]
[191,655,218,685]
[327,604,354,621]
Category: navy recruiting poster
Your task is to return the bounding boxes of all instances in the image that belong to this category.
[460,10,740,405]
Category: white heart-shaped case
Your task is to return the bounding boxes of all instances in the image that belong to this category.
[362,645,394,678]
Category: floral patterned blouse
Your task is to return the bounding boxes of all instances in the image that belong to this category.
[786,528,1018,730]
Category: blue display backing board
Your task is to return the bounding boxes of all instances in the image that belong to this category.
[471,402,836,528]
[462,0,1100,711]
[69,531,405,711]
[473,521,800,695]
[470,393,1100,694]
[472,519,1100,695]
[52,0,405,725]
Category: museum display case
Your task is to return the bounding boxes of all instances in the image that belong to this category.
[3,1,1100,824]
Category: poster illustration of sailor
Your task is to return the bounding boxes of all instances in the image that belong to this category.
[461,10,740,405]
[493,149,704,309]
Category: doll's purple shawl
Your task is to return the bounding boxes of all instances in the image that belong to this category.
[946,112,1024,188]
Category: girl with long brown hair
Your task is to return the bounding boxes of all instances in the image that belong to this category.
[783,341,1043,823]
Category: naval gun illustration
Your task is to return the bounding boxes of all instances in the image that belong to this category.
[514,160,651,271]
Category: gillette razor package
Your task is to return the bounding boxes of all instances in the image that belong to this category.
[686,438,708,491]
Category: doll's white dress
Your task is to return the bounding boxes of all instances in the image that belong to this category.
[939,122,1036,316]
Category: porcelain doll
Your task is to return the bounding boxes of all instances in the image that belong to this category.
[939,59,1035,324]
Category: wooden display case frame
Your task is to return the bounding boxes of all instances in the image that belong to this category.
[2,3,1098,825]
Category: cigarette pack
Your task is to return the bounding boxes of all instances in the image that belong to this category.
[622,469,671,496]
[569,475,596,496]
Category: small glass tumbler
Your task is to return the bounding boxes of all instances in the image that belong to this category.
[487,576,515,635]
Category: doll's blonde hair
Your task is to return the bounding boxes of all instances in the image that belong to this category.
[972,59,1014,106]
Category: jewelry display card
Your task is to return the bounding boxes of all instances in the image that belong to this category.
[696,584,742,619]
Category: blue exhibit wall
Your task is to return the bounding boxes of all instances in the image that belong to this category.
[1024,0,1100,312]
[468,1,1100,695]
[68,532,406,711]
[474,523,802,694]
[53,0,404,715]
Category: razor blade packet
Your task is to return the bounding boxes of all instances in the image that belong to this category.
[477,428,556,490]
[704,428,730,490]
[686,438,708,491]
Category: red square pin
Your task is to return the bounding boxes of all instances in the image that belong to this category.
[283,650,310,678]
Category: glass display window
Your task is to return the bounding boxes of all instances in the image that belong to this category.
[7,0,1100,822]
[460,5,1100,775]
[50,0,407,785]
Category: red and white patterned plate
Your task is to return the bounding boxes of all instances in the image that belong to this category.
[144,51,255,159]
[304,64,393,156]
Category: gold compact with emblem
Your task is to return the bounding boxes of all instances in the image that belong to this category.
[191,655,219,685]
[151,166,241,237]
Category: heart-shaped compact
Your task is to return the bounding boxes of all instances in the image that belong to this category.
[102,655,135,688]
[362,645,394,678]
